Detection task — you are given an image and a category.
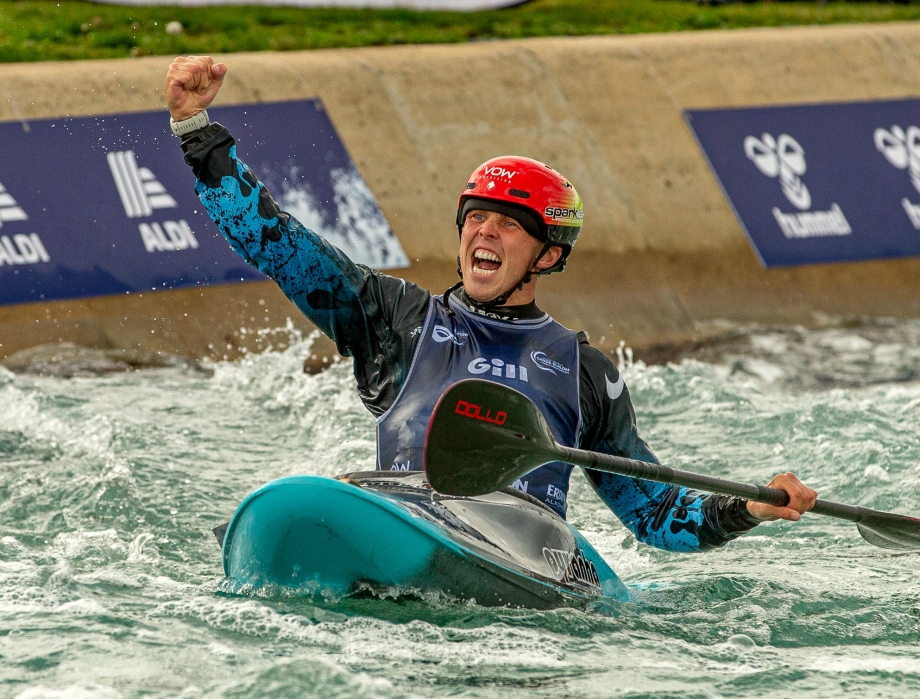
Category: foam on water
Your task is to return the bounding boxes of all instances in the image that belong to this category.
[2,321,920,697]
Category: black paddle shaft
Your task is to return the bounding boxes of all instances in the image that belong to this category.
[425,379,920,550]
[560,444,887,525]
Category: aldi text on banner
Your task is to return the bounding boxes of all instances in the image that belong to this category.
[0,99,407,307]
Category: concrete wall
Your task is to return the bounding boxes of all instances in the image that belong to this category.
[3,22,920,363]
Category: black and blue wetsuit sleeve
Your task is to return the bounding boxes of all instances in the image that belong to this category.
[183,124,368,348]
[578,343,761,552]
[181,124,429,416]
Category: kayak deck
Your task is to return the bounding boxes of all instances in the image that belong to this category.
[220,471,628,609]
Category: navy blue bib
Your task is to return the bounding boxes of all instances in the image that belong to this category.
[376,295,581,517]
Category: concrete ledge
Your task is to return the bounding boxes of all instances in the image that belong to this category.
[3,23,920,363]
[0,281,341,371]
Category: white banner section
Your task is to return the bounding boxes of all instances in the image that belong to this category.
[87,0,532,10]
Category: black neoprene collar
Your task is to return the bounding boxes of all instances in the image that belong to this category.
[454,288,544,320]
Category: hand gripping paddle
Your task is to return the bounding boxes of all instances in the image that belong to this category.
[423,379,920,551]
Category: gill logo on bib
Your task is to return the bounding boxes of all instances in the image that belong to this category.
[468,357,529,382]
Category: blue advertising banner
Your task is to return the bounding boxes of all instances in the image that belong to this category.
[0,100,407,306]
[685,98,920,267]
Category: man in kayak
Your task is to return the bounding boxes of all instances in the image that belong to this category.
[166,56,817,552]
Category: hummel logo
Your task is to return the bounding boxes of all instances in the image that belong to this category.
[745,133,852,239]
[875,125,920,194]
[107,150,177,218]
[744,133,811,210]
[0,182,29,228]
[875,125,920,229]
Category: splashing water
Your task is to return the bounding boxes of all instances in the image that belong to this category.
[270,163,409,270]
[2,322,920,698]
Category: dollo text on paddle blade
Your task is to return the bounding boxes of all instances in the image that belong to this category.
[424,379,558,495]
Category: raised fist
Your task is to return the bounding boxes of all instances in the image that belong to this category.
[166,56,226,122]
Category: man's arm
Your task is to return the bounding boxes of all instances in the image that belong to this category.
[577,343,815,551]
[166,57,430,414]
[184,127,371,350]
[168,56,372,350]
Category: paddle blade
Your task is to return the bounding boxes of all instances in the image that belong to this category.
[424,379,558,496]
[212,522,229,548]
[855,512,920,551]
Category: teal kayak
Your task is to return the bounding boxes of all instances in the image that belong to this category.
[218,471,628,609]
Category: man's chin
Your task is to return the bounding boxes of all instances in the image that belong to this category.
[463,280,499,304]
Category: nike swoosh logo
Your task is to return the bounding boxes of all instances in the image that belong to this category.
[605,373,625,400]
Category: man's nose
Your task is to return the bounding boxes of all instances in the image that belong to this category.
[478,216,499,237]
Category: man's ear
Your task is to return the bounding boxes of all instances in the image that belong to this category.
[534,245,563,271]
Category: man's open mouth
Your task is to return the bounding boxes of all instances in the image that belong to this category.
[472,249,502,276]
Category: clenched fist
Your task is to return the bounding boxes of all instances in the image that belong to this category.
[166,55,226,122]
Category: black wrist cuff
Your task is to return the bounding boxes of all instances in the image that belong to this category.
[718,496,764,534]
[179,122,226,155]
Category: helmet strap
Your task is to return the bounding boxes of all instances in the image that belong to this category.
[531,242,553,276]
[441,279,465,316]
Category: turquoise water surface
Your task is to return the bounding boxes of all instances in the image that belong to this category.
[2,322,919,698]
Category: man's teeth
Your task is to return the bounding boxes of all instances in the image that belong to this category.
[472,250,501,276]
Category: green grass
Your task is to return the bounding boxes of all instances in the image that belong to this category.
[2,0,920,62]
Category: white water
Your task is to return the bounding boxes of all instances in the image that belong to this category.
[2,322,920,698]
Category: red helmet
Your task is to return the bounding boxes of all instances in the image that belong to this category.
[456,156,583,274]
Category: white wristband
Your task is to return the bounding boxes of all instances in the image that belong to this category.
[170,110,210,137]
